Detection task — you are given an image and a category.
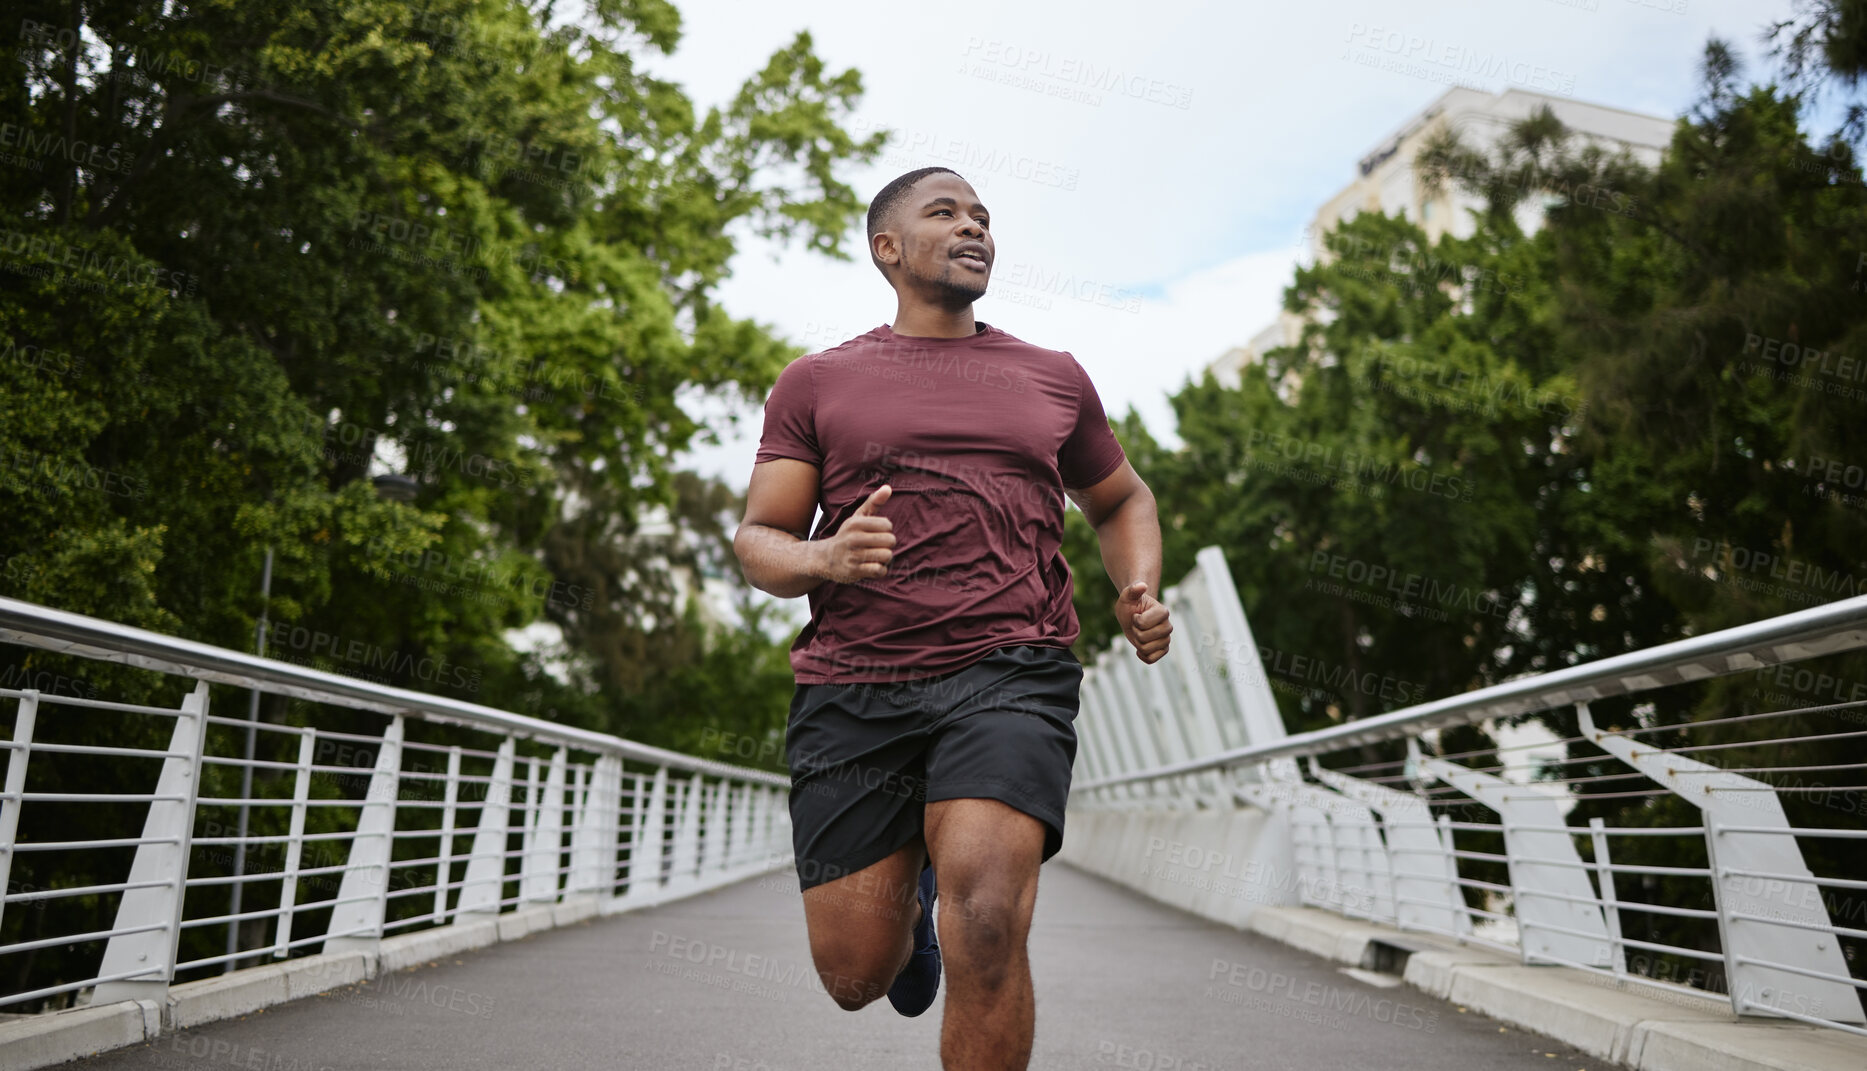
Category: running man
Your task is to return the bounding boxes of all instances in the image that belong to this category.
[733,167,1171,1071]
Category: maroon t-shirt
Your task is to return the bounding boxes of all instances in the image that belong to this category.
[753,322,1127,684]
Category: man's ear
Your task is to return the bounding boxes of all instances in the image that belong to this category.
[871,229,900,271]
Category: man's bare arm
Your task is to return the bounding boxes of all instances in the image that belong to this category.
[1066,460,1171,663]
[734,459,896,598]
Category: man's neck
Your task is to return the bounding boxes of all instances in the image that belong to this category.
[890,303,978,339]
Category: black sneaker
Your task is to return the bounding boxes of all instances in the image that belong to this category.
[886,862,940,1016]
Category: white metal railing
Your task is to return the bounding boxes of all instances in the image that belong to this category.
[0,597,791,1013]
[1067,546,1867,1037]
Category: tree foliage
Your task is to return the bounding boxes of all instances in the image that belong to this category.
[0,0,875,1004]
[1073,33,1867,1004]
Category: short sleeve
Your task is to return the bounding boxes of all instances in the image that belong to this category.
[1057,356,1127,489]
[753,357,821,467]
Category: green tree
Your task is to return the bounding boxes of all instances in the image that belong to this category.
[1,0,877,1005]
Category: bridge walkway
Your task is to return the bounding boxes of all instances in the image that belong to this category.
[65,863,1609,1071]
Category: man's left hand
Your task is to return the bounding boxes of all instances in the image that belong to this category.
[1116,581,1172,664]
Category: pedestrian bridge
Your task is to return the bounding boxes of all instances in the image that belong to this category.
[1,548,1863,1070]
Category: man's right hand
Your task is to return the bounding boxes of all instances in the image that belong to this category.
[817,484,896,583]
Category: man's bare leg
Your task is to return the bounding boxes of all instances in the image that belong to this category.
[800,838,926,1010]
[924,798,1045,1071]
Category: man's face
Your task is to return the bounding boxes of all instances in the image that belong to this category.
[875,174,994,308]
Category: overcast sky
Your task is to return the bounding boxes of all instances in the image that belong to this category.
[642,0,1801,491]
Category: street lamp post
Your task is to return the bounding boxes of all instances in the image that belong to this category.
[223,545,272,971]
[220,471,419,970]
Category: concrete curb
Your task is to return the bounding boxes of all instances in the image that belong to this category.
[1244,904,1393,967]
[1239,904,1865,1071]
[377,918,501,976]
[0,1002,157,1069]
[0,865,789,1070]
[167,951,367,1031]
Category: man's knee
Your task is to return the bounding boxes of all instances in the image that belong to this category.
[809,945,900,1011]
[940,888,1026,986]
[822,967,886,1012]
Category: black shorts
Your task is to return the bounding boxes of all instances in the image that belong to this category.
[784,643,1083,890]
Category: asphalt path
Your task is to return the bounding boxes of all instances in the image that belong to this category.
[70,863,1613,1070]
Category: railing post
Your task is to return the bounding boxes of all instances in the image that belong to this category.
[703,777,729,878]
[621,767,669,904]
[523,749,566,905]
[668,775,701,893]
[1436,815,1471,939]
[0,692,39,942]
[1108,656,1167,801]
[752,786,778,868]
[1194,545,1289,753]
[323,716,404,955]
[597,757,623,894]
[1072,680,1118,802]
[1588,818,1625,982]
[517,756,541,902]
[1414,744,1614,969]
[1086,670,1149,804]
[456,736,515,916]
[96,681,211,1005]
[1579,703,1862,1022]
[731,782,754,872]
[1160,626,1231,805]
[271,728,316,957]
[565,762,595,896]
[431,746,461,923]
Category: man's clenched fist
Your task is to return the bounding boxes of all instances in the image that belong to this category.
[817,484,896,584]
[1116,580,1172,664]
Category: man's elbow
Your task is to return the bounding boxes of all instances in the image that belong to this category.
[732,525,765,586]
[1091,481,1156,530]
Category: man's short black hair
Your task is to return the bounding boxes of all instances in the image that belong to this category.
[866,167,964,274]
